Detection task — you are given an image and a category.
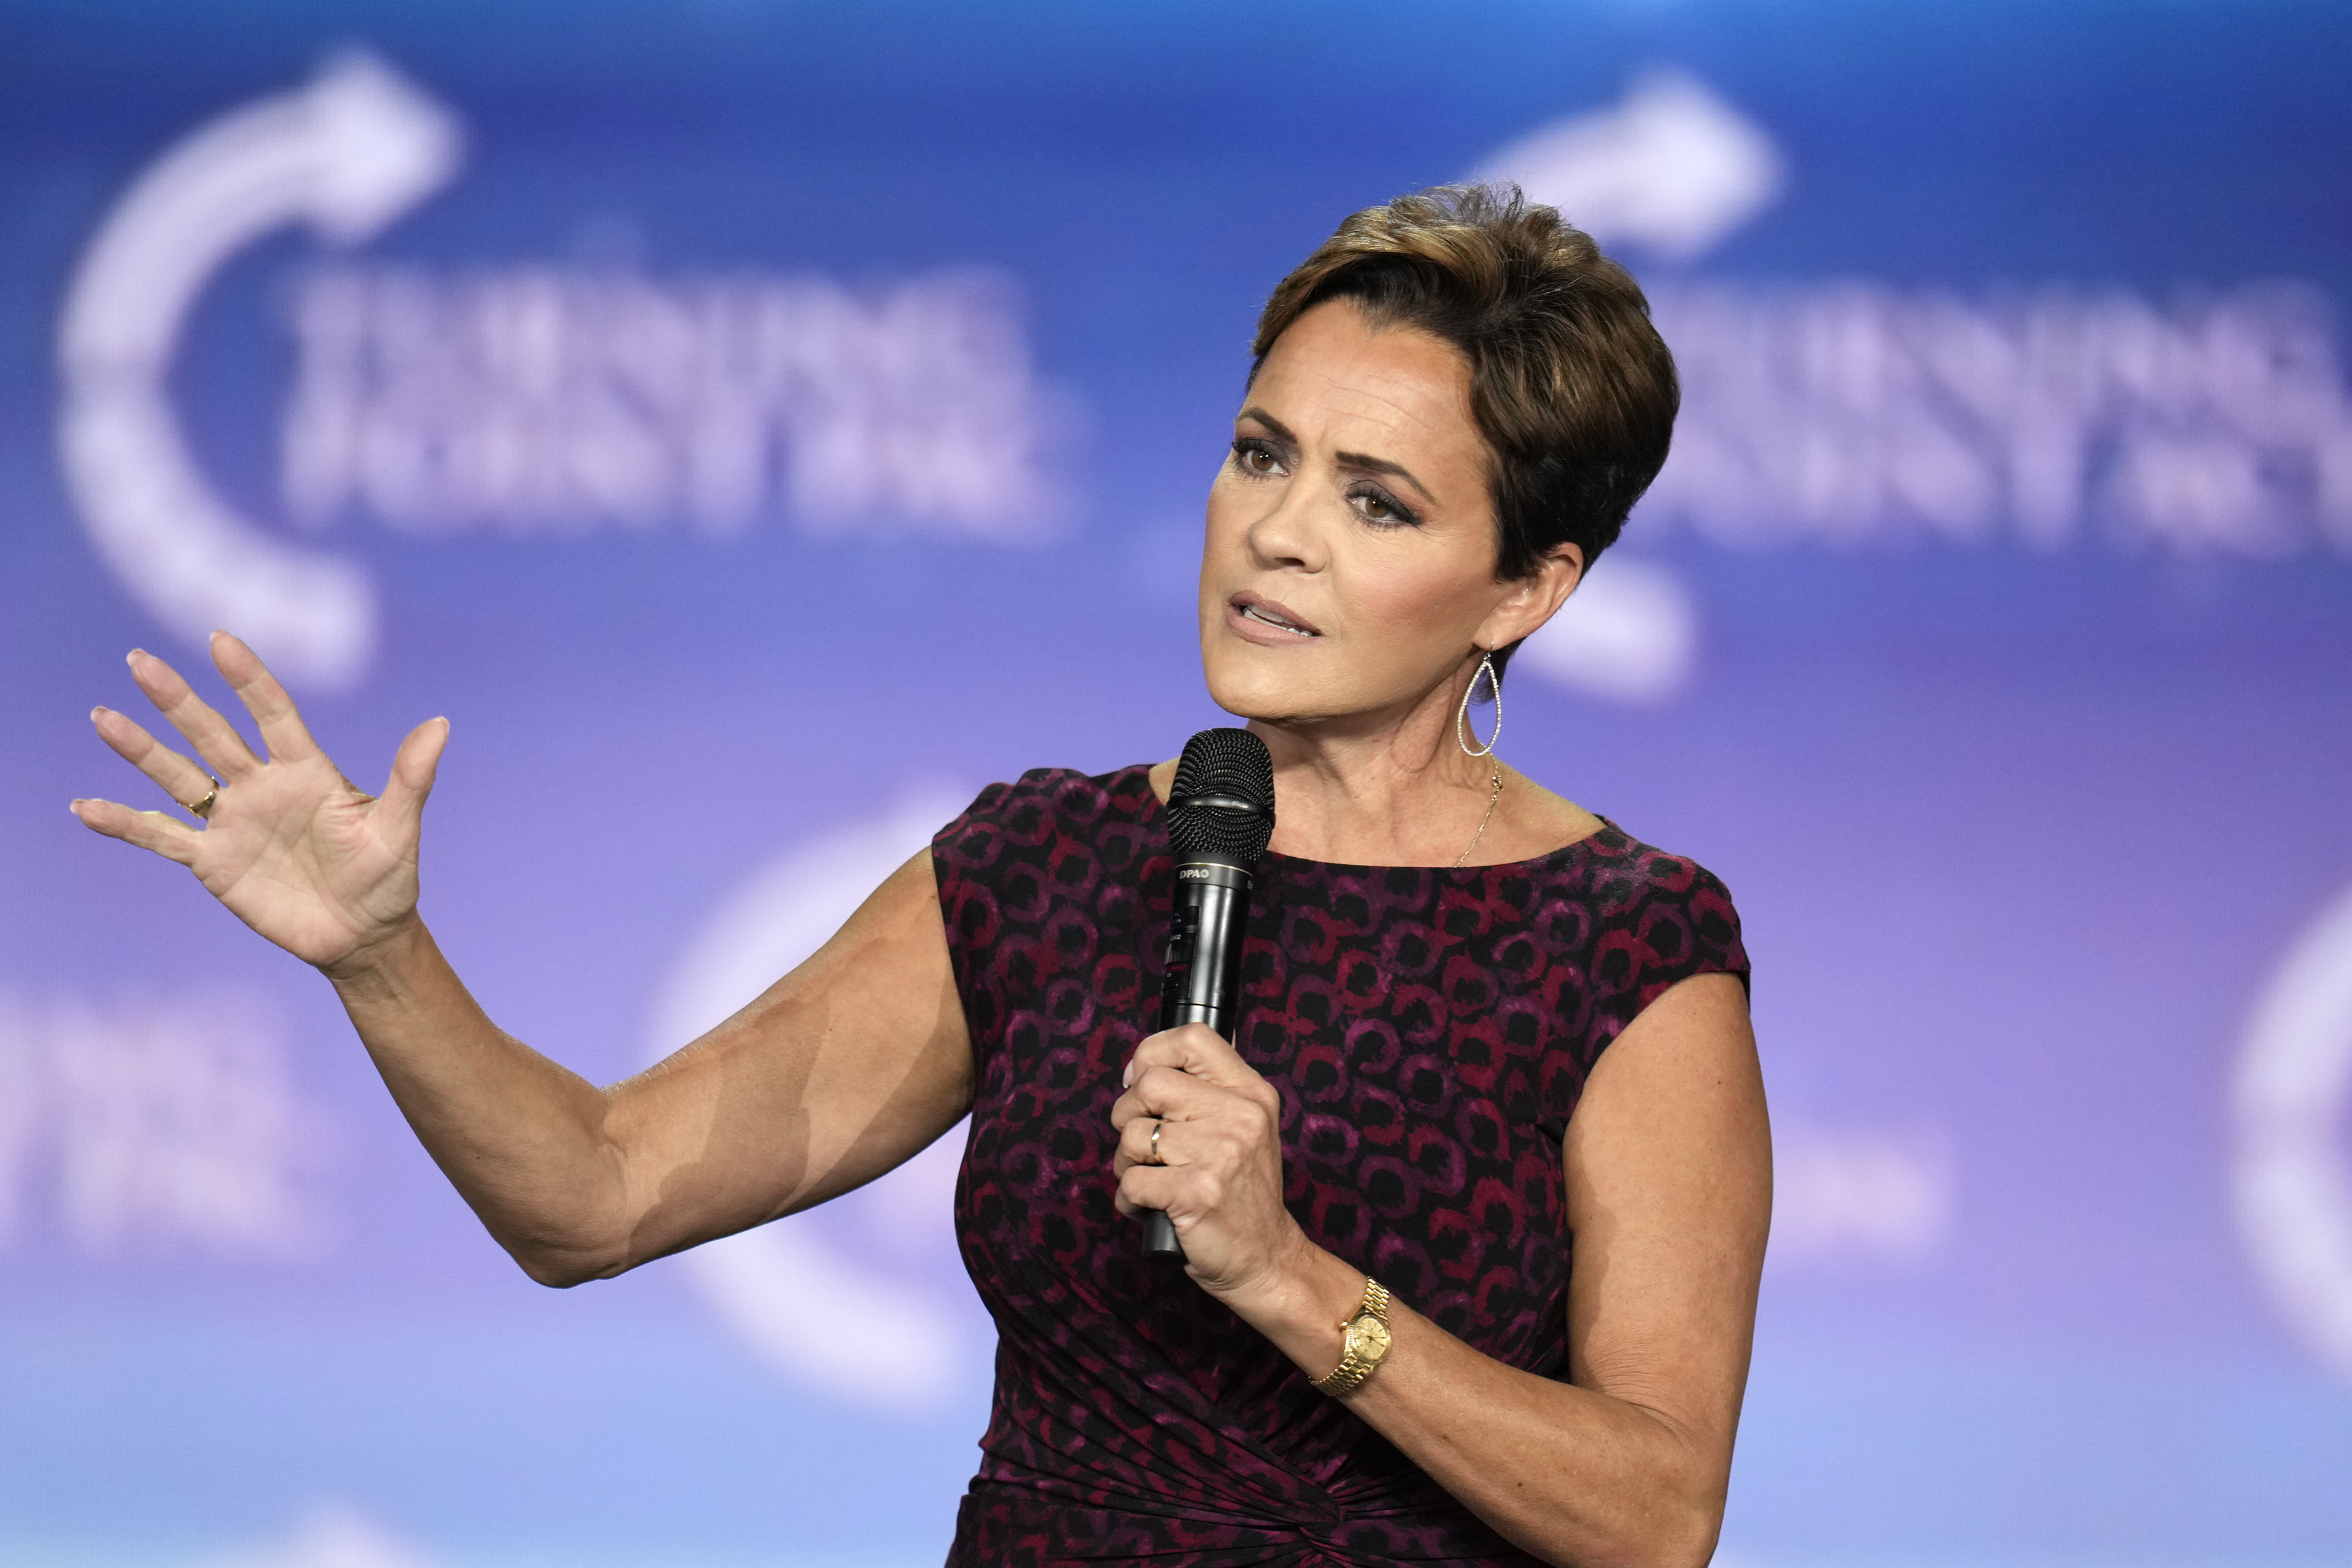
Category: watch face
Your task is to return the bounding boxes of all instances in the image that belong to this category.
[1347,1315,1392,1363]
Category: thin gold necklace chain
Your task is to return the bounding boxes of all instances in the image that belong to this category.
[1454,761,1505,868]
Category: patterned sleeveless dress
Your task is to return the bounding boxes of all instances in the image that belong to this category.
[931,765,1748,1567]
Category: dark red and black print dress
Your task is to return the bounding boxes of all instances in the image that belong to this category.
[933,765,1748,1568]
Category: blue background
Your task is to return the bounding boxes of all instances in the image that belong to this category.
[5,3,2351,1565]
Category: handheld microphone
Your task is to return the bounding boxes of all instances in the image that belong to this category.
[1143,727,1276,1260]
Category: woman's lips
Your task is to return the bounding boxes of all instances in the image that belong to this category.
[1228,593,1321,642]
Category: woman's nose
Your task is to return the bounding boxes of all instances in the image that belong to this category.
[1244,481,1324,573]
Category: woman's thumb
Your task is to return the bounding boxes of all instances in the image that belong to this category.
[379,717,449,828]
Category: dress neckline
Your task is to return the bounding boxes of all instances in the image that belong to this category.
[1122,762,1620,875]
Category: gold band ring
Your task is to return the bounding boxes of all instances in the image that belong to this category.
[181,778,220,821]
[1149,1120,1166,1165]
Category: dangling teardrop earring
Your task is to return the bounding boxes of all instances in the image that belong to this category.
[1456,649,1502,759]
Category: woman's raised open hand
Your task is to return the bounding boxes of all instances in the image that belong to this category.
[71,631,449,975]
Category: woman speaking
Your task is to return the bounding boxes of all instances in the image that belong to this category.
[73,186,1769,1568]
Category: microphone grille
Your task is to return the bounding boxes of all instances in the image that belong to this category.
[1168,727,1275,864]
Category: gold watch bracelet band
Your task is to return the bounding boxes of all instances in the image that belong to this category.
[1311,1277,1392,1397]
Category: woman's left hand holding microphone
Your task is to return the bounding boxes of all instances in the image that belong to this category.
[1110,1025,1326,1311]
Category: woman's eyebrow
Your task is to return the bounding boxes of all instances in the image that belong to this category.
[1236,406,1299,445]
[1237,406,1440,506]
[1335,449,1437,506]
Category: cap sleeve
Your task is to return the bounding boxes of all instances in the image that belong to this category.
[1537,836,1750,1138]
[1589,841,1748,1047]
[930,766,1162,1075]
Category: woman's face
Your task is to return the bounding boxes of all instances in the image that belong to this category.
[1199,298,1580,732]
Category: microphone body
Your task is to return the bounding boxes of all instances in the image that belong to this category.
[1143,728,1275,1260]
[1158,859,1251,1036]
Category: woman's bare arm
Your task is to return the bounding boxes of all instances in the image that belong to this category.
[327,851,970,1286]
[1113,973,1767,1568]
[74,634,972,1288]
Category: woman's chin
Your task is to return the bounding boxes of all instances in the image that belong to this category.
[1202,674,1296,725]
[1203,679,1334,730]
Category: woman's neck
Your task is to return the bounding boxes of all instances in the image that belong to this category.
[1145,702,1604,869]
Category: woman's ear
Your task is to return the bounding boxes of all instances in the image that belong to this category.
[1477,542,1586,651]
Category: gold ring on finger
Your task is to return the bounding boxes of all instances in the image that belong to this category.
[180,777,220,821]
[1149,1120,1166,1165]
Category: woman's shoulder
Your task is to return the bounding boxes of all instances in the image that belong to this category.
[932,764,1161,872]
[1557,821,1748,985]
[943,764,1158,830]
[1573,822,1737,907]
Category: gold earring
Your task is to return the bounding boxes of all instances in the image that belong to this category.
[1456,650,1501,759]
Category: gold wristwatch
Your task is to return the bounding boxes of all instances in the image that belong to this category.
[1311,1277,1392,1397]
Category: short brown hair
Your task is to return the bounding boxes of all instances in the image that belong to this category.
[1252,185,1678,676]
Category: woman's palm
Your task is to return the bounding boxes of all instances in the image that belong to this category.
[73,632,448,972]
[189,752,422,965]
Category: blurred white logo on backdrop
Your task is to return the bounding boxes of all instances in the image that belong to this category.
[644,790,988,1413]
[58,52,1074,691]
[282,264,1069,543]
[1767,1125,1955,1267]
[209,1500,438,1568]
[1475,68,2352,705]
[1646,281,2352,558]
[56,52,460,691]
[1516,557,1698,706]
[1473,68,1785,265]
[0,987,323,1258]
[2232,883,2352,1386]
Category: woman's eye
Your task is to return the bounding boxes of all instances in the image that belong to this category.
[1233,440,1281,476]
[1354,487,1417,527]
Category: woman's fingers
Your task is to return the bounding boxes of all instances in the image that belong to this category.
[1109,1110,1226,1181]
[69,796,201,866]
[1109,1039,1284,1216]
[91,704,219,813]
[1123,1022,1260,1096]
[1111,1027,1282,1175]
[127,647,263,780]
[212,631,321,764]
[1111,1112,1191,1217]
[1117,1026,1280,1136]
[1113,1161,1180,1221]
[1110,1056,1239,1139]
[1113,1112,1172,1173]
